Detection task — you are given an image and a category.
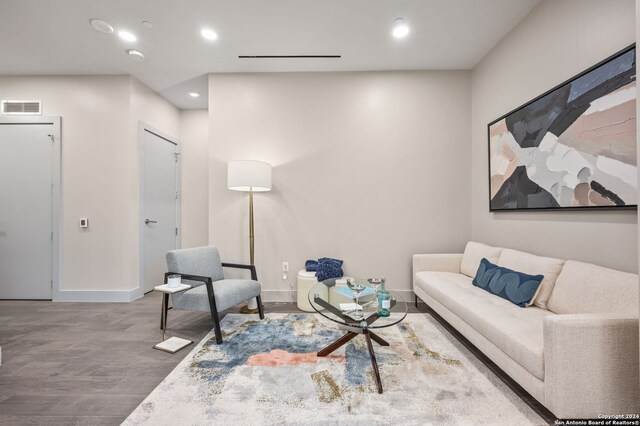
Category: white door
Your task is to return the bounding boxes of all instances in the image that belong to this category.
[141,125,180,293]
[0,118,60,299]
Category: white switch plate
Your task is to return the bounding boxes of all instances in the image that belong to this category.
[282,262,289,272]
[80,218,88,228]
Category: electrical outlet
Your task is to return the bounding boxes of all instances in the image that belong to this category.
[282,262,289,272]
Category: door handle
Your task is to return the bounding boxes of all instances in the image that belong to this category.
[145,219,158,224]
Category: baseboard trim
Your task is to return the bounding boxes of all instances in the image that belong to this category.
[55,288,143,303]
[395,289,417,303]
[261,289,295,303]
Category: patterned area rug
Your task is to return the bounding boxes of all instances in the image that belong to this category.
[124,313,545,425]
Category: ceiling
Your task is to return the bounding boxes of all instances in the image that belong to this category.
[0,0,539,109]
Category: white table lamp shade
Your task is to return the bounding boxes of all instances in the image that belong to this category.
[227,160,272,192]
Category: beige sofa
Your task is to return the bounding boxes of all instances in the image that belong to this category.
[413,242,639,419]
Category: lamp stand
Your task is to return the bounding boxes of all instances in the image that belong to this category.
[249,186,254,266]
[241,186,260,314]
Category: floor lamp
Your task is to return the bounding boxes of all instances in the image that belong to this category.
[227,160,272,313]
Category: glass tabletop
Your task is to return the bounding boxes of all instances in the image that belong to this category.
[308,277,407,329]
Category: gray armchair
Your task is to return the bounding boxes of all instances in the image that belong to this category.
[163,246,264,344]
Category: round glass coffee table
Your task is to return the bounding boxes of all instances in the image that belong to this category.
[308,277,407,393]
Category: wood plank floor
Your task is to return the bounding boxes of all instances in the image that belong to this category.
[0,293,555,425]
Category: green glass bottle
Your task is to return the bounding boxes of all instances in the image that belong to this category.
[377,277,391,317]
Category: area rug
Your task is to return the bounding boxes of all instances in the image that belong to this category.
[124,313,545,425]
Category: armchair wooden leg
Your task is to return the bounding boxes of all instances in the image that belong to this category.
[256,295,265,320]
[415,294,418,308]
[210,309,223,344]
[203,279,223,344]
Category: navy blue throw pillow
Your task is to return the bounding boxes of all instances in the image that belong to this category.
[472,258,543,308]
[315,257,344,281]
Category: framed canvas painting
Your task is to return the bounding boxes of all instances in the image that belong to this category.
[488,44,637,211]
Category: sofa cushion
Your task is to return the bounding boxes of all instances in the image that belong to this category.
[547,261,639,316]
[473,258,544,307]
[497,249,565,310]
[415,271,554,380]
[460,241,503,277]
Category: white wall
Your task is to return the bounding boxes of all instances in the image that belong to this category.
[0,75,181,300]
[128,77,181,298]
[471,0,637,272]
[209,71,471,301]
[0,76,133,296]
[130,77,181,137]
[180,109,209,248]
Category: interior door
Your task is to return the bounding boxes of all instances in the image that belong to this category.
[142,126,179,293]
[0,119,59,299]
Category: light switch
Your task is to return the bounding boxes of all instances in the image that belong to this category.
[80,218,88,228]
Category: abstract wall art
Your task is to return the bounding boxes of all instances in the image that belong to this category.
[488,45,637,211]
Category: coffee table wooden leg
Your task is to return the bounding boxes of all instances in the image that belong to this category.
[317,332,357,357]
[364,330,383,394]
[369,331,389,346]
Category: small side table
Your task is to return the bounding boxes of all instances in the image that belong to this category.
[297,270,328,312]
[153,284,193,354]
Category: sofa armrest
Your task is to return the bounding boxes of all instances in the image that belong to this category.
[544,314,639,418]
[413,254,463,274]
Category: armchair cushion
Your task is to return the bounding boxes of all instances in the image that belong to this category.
[166,246,224,287]
[173,279,261,313]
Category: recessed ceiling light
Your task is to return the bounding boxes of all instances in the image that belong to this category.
[392,18,410,39]
[89,19,114,34]
[188,92,201,98]
[126,49,145,61]
[142,21,153,28]
[201,28,218,41]
[118,30,137,42]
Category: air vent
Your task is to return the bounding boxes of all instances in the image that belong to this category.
[238,55,341,59]
[1,100,42,115]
